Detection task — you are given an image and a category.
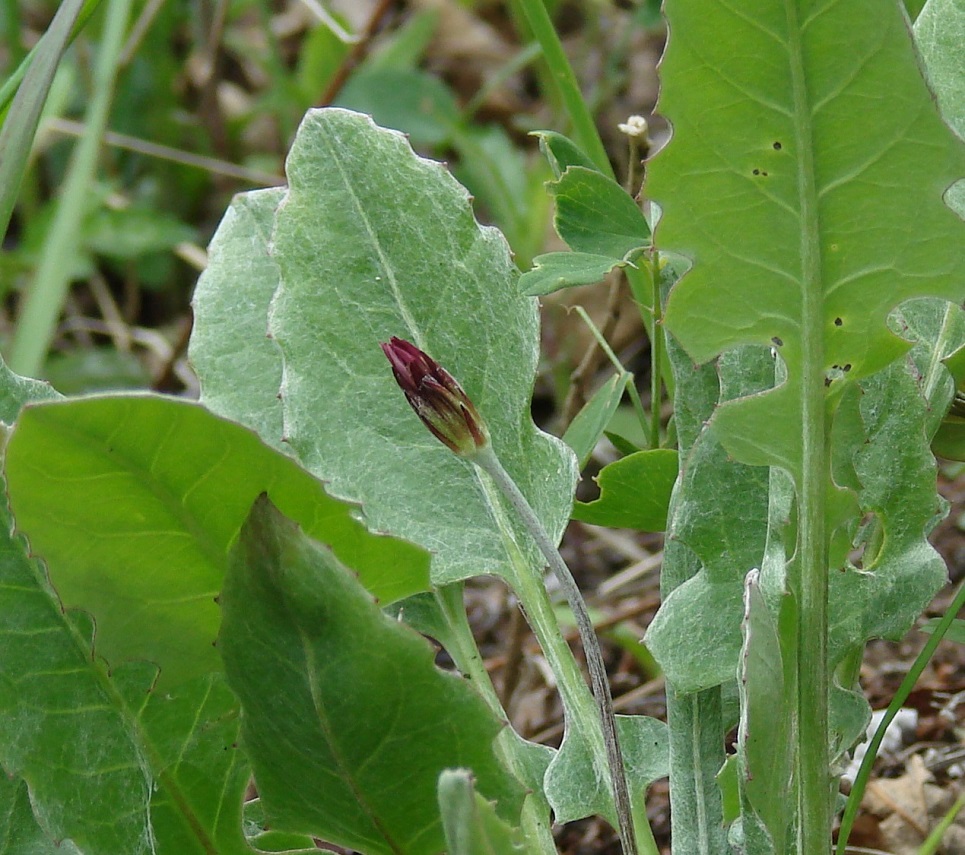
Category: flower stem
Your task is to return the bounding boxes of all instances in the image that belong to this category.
[471,445,638,855]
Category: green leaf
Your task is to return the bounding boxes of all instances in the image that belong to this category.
[437,770,525,855]
[550,167,651,259]
[645,348,774,693]
[519,250,641,297]
[915,0,965,218]
[0,0,86,238]
[932,416,965,460]
[737,571,791,854]
[571,448,678,531]
[827,357,950,665]
[0,493,252,854]
[365,9,440,71]
[561,371,630,468]
[544,715,668,827]
[135,673,251,854]
[603,430,642,457]
[532,131,600,179]
[650,0,965,478]
[242,800,318,853]
[220,496,524,855]
[84,205,195,259]
[0,775,82,854]
[0,360,59,421]
[266,108,577,586]
[4,395,429,686]
[190,187,287,448]
[921,618,965,643]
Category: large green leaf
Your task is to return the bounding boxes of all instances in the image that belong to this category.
[0,473,253,854]
[266,108,577,586]
[190,187,287,449]
[219,496,524,855]
[4,395,429,687]
[649,0,965,478]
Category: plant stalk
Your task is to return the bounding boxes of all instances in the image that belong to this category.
[8,0,133,377]
[648,252,663,450]
[471,446,639,855]
[786,0,833,844]
[435,583,558,855]
[513,0,614,179]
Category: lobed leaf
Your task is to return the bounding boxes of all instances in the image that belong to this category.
[266,108,577,586]
[571,448,678,531]
[649,0,965,481]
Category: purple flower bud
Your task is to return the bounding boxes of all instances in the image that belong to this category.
[381,337,490,457]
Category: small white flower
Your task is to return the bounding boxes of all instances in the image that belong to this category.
[618,115,649,138]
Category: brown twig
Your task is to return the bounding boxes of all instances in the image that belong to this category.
[318,0,396,105]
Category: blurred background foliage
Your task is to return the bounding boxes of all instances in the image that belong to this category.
[0,0,666,399]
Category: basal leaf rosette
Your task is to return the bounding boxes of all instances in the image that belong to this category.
[648,0,965,482]
[268,108,577,586]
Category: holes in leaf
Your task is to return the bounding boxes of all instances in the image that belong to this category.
[849,511,880,570]
[773,141,783,150]
[825,362,853,385]
[771,336,784,347]
[834,317,843,327]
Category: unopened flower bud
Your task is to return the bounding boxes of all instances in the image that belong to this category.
[618,115,649,139]
[381,337,490,457]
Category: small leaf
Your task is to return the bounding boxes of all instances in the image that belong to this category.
[437,769,525,855]
[932,416,965,461]
[920,618,965,644]
[532,130,600,178]
[544,715,668,826]
[519,251,641,297]
[572,448,678,531]
[562,371,631,468]
[220,496,524,855]
[0,359,59,421]
[550,167,651,259]
[603,430,642,457]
